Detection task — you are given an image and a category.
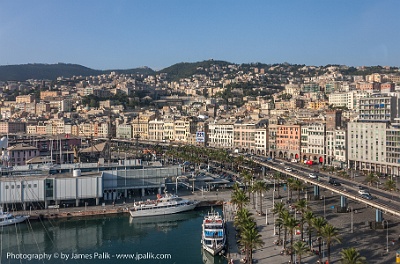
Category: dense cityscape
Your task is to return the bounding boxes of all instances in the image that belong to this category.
[1,61,400,176]
[1,61,400,264]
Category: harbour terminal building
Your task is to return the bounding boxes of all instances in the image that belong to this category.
[0,161,182,211]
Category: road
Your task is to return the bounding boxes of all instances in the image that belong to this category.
[257,159,400,219]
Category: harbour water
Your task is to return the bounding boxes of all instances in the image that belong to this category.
[0,208,227,264]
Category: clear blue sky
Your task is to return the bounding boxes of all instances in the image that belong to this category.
[1,0,399,70]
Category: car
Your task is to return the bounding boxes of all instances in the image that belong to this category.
[328,178,341,186]
[285,167,293,172]
[358,189,370,195]
[279,162,285,165]
[361,193,373,200]
[309,173,317,179]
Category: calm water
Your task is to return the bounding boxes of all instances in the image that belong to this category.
[0,208,227,264]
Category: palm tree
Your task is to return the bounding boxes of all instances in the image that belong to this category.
[384,179,397,199]
[273,171,282,198]
[252,184,258,209]
[293,241,309,264]
[234,208,254,231]
[280,210,291,251]
[293,179,305,201]
[286,177,295,201]
[285,216,300,263]
[303,211,314,250]
[321,223,342,263]
[295,199,308,241]
[231,188,249,211]
[275,217,284,245]
[312,217,327,262]
[241,170,253,199]
[340,247,366,264]
[365,172,378,187]
[253,180,268,214]
[272,201,286,217]
[239,223,264,264]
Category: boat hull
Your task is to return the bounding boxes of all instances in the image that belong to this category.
[202,243,225,256]
[0,215,29,227]
[129,203,197,218]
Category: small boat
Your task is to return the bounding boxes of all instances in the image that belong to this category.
[129,193,199,218]
[201,210,226,256]
[0,210,29,227]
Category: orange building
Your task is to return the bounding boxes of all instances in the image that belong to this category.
[276,124,301,160]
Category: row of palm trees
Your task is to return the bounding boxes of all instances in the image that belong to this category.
[155,144,370,263]
[231,184,264,264]
[232,170,367,263]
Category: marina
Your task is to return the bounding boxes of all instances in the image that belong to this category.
[0,206,227,264]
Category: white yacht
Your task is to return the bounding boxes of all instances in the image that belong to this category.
[0,210,29,227]
[129,193,199,218]
[201,211,226,256]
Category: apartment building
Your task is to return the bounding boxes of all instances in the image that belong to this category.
[359,95,399,122]
[208,119,234,149]
[233,119,268,155]
[40,91,59,100]
[301,123,325,163]
[357,82,380,92]
[174,117,197,142]
[267,117,281,158]
[0,121,26,134]
[302,82,320,93]
[7,144,39,166]
[276,124,301,161]
[116,124,132,139]
[328,91,370,110]
[16,95,34,104]
[148,119,164,142]
[347,121,388,173]
[326,129,347,167]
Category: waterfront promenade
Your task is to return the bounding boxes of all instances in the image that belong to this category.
[11,180,400,264]
[183,186,400,264]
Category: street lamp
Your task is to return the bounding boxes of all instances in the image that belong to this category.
[382,220,389,253]
[263,194,268,225]
[349,206,354,233]
[321,195,326,219]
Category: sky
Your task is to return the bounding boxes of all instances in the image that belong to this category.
[1,0,400,70]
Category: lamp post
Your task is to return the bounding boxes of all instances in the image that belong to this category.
[272,190,276,236]
[382,220,389,253]
[263,194,268,225]
[322,195,326,219]
[349,206,354,233]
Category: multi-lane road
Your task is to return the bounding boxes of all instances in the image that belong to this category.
[255,158,400,218]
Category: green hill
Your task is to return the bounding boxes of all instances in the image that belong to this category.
[158,60,232,81]
[0,63,155,81]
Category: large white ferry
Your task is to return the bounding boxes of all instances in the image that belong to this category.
[0,210,29,227]
[129,193,199,218]
[201,211,226,256]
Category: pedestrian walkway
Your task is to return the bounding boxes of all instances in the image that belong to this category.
[182,185,400,264]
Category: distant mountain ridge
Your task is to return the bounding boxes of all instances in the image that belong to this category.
[0,61,398,82]
[0,63,155,81]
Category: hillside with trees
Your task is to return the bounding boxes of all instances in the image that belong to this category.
[0,63,155,81]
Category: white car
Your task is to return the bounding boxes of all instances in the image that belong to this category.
[309,173,317,179]
[285,167,293,172]
[358,189,370,195]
